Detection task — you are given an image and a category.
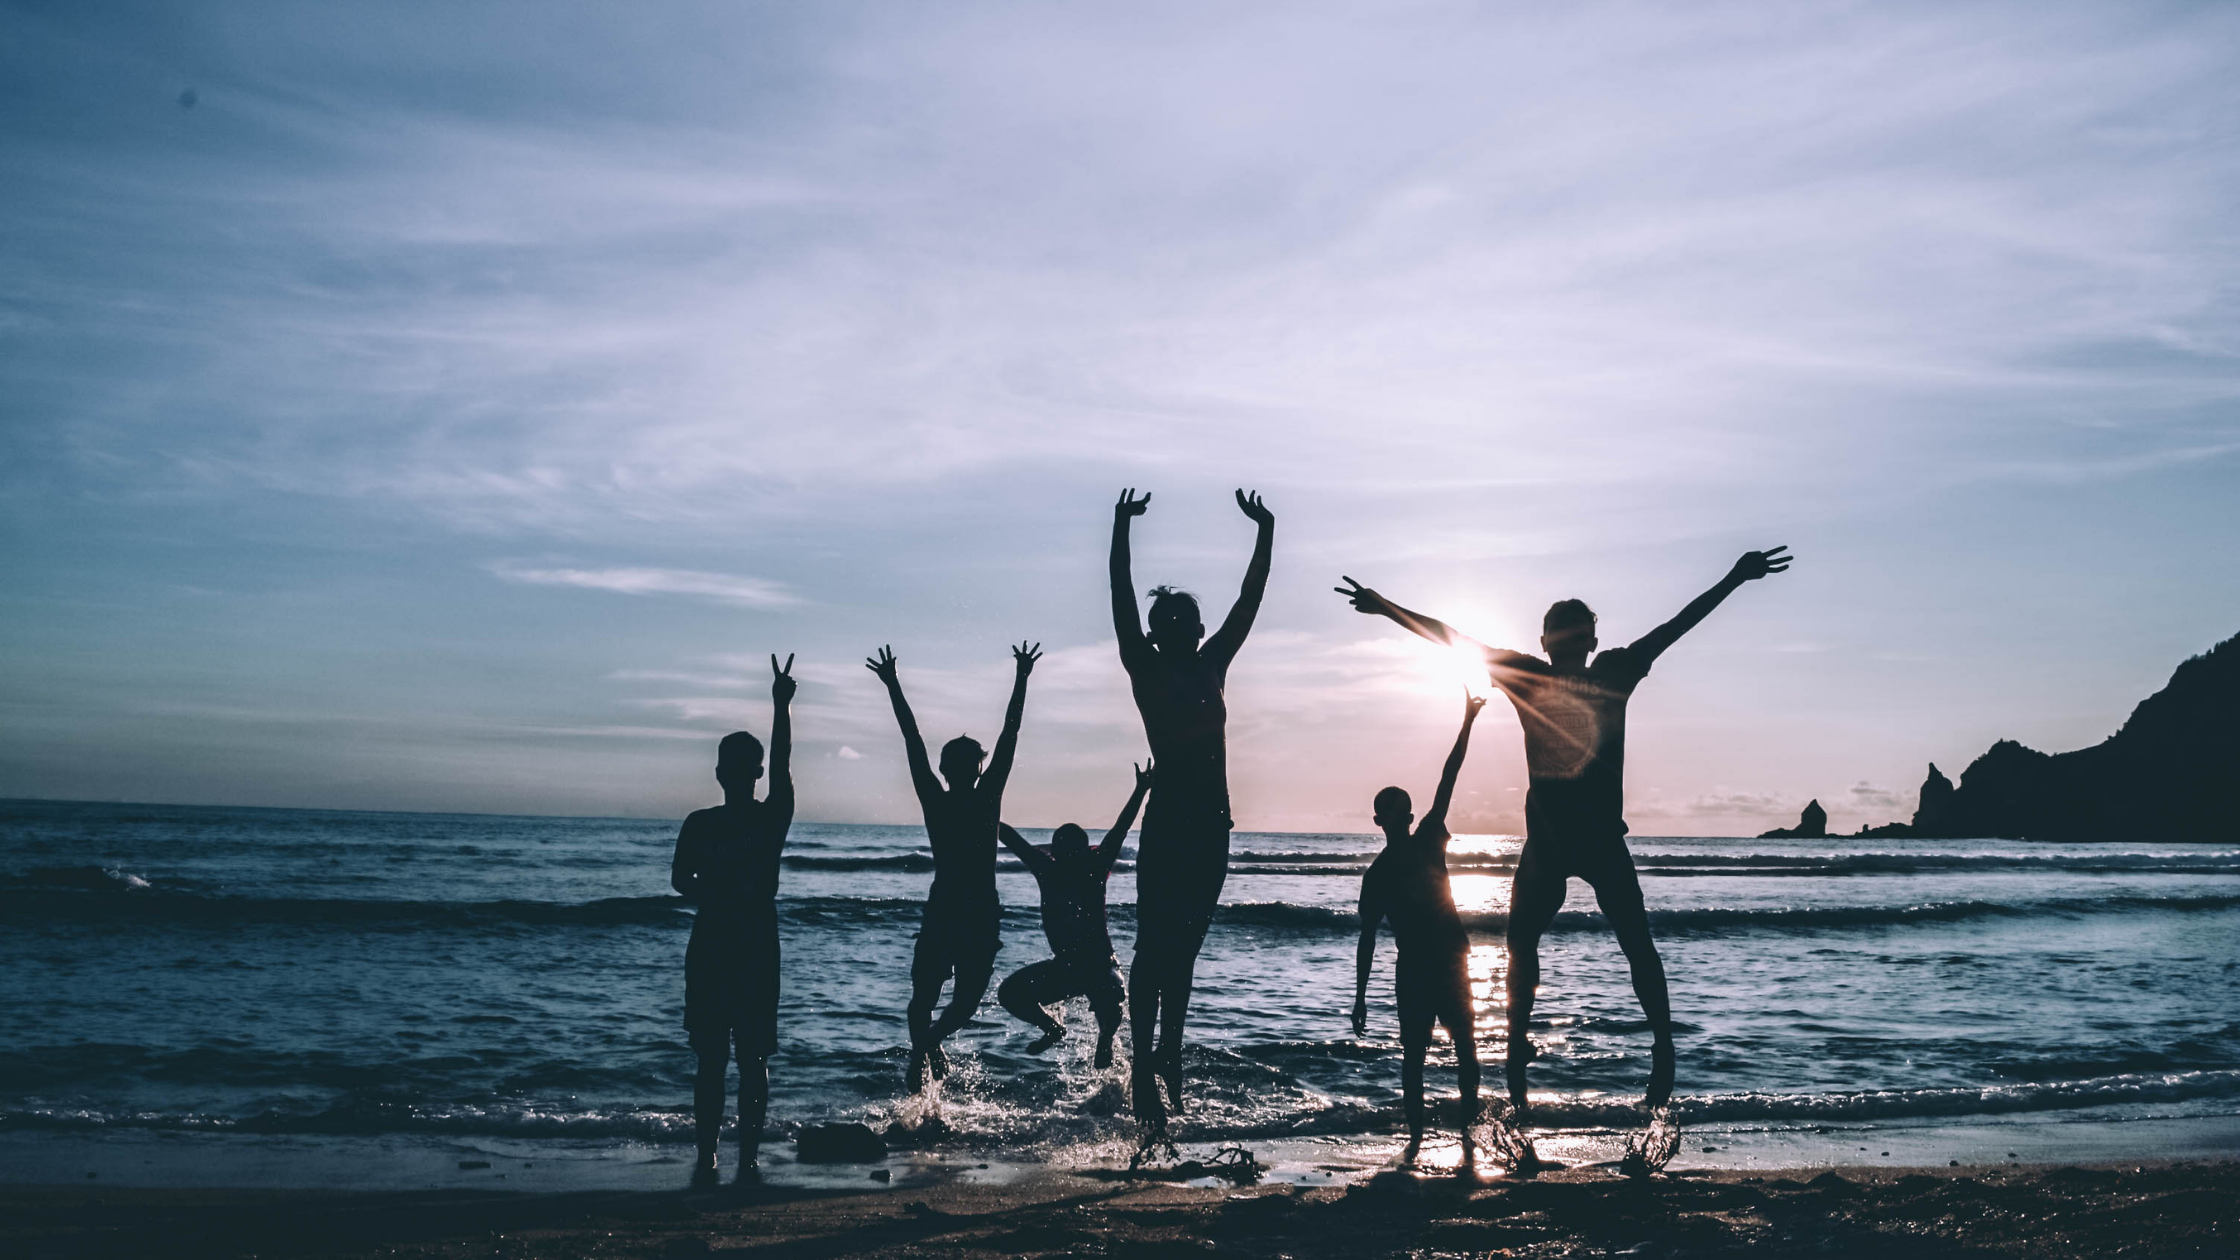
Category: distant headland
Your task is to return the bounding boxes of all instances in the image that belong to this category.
[1764,632,2238,843]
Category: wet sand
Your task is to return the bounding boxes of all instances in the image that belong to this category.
[6,1159,2234,1259]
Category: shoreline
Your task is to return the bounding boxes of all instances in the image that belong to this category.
[7,1157,2235,1259]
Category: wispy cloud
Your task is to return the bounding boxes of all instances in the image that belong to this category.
[492,564,800,608]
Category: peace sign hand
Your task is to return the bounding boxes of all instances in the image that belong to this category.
[770,653,797,703]
[1730,545,1794,582]
[1115,488,1152,519]
[1333,575,1388,615]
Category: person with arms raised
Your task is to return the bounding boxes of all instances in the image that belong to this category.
[867,641,1040,1092]
[671,653,797,1186]
[1353,692,1487,1174]
[995,761,1154,1067]
[1110,487,1273,1132]
[1336,546,1793,1124]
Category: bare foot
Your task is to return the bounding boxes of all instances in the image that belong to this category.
[1094,1035,1115,1069]
[1504,1039,1537,1116]
[1026,1027,1063,1055]
[1400,1134,1423,1168]
[1647,1036,1675,1110]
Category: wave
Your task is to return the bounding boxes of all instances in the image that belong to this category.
[784,854,936,872]
[1214,892,2240,937]
[11,1068,2235,1144]
[1222,849,2240,878]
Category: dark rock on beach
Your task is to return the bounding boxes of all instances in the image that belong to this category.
[1758,799,1827,839]
[794,1122,886,1163]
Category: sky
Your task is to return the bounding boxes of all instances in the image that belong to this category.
[3,1,2237,835]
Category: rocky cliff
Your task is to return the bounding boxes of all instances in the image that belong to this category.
[1899,632,2239,842]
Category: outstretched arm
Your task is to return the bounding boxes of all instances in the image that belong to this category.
[1419,692,1487,840]
[1204,490,1275,667]
[998,822,1054,878]
[1096,761,1154,870]
[1334,577,1493,657]
[1352,883,1383,1037]
[1110,489,1151,667]
[1625,546,1794,667]
[980,641,1040,797]
[765,654,796,831]
[865,646,941,805]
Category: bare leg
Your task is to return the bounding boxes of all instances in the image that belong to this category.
[930,960,994,1043]
[1400,1038,1427,1163]
[1128,952,1167,1129]
[1454,1025,1482,1172]
[692,1040,727,1181]
[735,1050,768,1173]
[906,968,943,1092]
[1592,873,1675,1108]
[998,961,1064,1052]
[1090,967,1125,1069]
[1503,857,1568,1117]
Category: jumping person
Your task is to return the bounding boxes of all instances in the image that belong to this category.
[671,653,797,1186]
[1337,546,1793,1118]
[1110,487,1274,1130]
[995,761,1154,1066]
[1353,692,1487,1171]
[866,641,1040,1092]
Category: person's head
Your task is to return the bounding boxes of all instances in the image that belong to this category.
[1373,785,1413,839]
[1146,586,1204,654]
[1541,598,1598,664]
[716,731,765,795]
[1052,822,1091,863]
[939,735,986,790]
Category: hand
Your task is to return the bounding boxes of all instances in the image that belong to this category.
[864,645,899,685]
[1115,488,1152,519]
[1234,488,1273,526]
[1464,689,1488,719]
[1013,640,1043,673]
[1350,996,1368,1039]
[1333,575,1389,615]
[1134,760,1155,792]
[770,653,797,703]
[1728,545,1793,582]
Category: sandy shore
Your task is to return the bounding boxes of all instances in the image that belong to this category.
[6,1159,2234,1260]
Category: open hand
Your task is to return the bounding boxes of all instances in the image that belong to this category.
[770,653,797,703]
[1115,488,1152,519]
[1235,488,1273,526]
[1134,760,1156,792]
[1013,641,1043,673]
[1333,575,1389,615]
[1729,545,1794,582]
[864,645,899,685]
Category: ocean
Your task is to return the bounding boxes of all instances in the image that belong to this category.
[3,797,2237,1187]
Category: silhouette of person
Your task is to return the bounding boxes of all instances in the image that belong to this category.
[1353,692,1487,1171]
[1337,546,1793,1117]
[671,654,797,1186]
[866,641,1040,1092]
[995,761,1154,1066]
[1110,487,1274,1129]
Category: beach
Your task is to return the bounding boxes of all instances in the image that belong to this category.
[8,1158,2237,1259]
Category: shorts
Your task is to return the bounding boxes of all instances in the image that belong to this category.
[1132,815,1231,965]
[912,901,1002,987]
[1001,954,1125,1017]
[1395,951,1475,1047]
[1508,831,1647,944]
[684,921,779,1057]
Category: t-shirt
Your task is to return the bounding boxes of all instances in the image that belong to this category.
[1017,846,1119,960]
[675,800,787,932]
[1359,828,1468,963]
[1484,646,1653,841]
[920,787,1001,915]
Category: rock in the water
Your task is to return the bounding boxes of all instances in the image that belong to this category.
[796,1122,887,1164]
[1758,799,1828,839]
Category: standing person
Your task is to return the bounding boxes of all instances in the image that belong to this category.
[671,653,797,1186]
[866,641,1040,1092]
[1352,693,1487,1172]
[995,761,1154,1067]
[1336,546,1793,1118]
[1110,487,1274,1130]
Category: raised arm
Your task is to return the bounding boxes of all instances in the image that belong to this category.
[865,646,941,805]
[1625,545,1793,667]
[1096,761,1154,870]
[998,822,1054,878]
[1419,692,1487,840]
[1334,577,1492,657]
[1110,489,1151,667]
[1352,877,1384,1037]
[1203,490,1275,667]
[764,654,796,830]
[979,641,1039,798]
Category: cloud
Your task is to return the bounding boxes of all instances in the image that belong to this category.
[1847,781,1903,808]
[836,745,863,760]
[492,564,800,608]
[1682,790,1790,817]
